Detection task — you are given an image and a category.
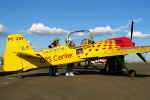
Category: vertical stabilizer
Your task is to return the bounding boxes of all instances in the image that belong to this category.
[3,34,34,71]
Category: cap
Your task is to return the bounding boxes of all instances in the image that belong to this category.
[54,38,60,41]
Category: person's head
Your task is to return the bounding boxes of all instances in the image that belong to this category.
[70,41,75,47]
[53,38,60,44]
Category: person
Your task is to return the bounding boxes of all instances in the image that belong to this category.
[66,63,74,76]
[66,41,76,76]
[69,40,76,47]
[48,38,60,48]
[48,66,59,76]
[48,38,60,76]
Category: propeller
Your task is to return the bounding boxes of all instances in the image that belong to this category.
[136,53,146,63]
[130,20,147,63]
[130,20,134,40]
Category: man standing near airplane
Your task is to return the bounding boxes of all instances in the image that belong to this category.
[48,38,60,76]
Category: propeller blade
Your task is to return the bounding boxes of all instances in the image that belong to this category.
[130,21,146,63]
[136,53,147,62]
[130,20,134,40]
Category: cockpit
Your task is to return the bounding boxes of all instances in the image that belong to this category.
[66,30,94,48]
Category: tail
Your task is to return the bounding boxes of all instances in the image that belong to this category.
[3,34,34,72]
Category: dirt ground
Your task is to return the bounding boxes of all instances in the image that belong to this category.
[0,64,150,100]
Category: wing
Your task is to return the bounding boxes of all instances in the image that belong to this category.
[103,46,150,57]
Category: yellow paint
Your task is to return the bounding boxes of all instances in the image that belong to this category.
[3,34,150,72]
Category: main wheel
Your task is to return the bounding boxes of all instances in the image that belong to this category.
[128,69,136,77]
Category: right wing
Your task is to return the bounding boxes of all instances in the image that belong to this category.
[102,46,150,57]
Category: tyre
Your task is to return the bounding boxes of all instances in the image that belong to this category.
[128,69,136,77]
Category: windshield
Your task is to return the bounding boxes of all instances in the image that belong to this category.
[66,30,94,47]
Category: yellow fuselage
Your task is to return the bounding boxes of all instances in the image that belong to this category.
[3,34,135,72]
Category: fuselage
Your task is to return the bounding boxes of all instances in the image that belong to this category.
[3,34,135,72]
[38,37,135,66]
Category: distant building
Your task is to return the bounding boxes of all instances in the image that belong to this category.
[0,57,3,65]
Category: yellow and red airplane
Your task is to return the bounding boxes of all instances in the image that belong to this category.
[2,21,150,77]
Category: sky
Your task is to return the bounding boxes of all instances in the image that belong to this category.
[0,0,150,62]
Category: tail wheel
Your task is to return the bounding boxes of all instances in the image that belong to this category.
[128,69,136,77]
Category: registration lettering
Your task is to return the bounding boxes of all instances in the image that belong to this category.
[8,37,13,41]
[16,37,24,40]
[8,37,24,41]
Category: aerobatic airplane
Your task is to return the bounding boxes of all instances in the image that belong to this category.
[3,21,150,77]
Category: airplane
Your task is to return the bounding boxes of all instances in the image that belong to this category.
[2,21,150,77]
